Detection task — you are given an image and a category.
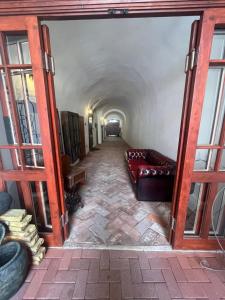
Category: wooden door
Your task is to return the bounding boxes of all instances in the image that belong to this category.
[61,111,80,164]
[0,17,68,246]
[171,9,225,250]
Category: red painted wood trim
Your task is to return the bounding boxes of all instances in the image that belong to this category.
[0,1,225,17]
[173,8,225,250]
[41,24,69,239]
[196,145,225,149]
[39,232,63,246]
[173,11,215,249]
[192,172,225,182]
[170,20,200,244]
[209,59,225,66]
[26,17,64,245]
[174,237,225,250]
[0,64,32,69]
[0,170,46,181]
[0,145,43,150]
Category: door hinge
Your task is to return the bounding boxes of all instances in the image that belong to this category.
[184,48,199,73]
[43,51,55,75]
[60,211,69,227]
[171,216,176,231]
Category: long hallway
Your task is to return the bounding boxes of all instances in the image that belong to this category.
[64,137,171,248]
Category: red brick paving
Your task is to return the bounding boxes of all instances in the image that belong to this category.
[11,248,225,299]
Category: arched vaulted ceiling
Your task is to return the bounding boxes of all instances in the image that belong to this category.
[45,17,195,118]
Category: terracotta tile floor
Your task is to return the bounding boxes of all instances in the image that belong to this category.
[64,137,171,248]
[12,248,225,299]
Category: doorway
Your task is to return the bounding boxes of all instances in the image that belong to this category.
[1,10,225,250]
[44,16,195,248]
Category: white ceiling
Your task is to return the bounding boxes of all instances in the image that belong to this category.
[45,16,197,117]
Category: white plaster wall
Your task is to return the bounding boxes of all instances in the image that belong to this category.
[45,16,197,159]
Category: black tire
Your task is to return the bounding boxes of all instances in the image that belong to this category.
[0,241,30,300]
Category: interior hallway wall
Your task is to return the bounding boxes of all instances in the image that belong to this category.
[123,18,196,160]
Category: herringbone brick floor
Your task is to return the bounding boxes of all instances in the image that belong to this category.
[64,137,171,247]
[12,248,225,299]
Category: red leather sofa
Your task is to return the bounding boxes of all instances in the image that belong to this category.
[125,148,176,202]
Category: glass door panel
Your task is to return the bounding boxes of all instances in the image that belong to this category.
[197,68,224,145]
[172,10,225,250]
[210,183,225,236]
[6,33,31,64]
[185,182,205,234]
[0,17,66,246]
[194,149,217,171]
[211,30,225,60]
[190,25,225,245]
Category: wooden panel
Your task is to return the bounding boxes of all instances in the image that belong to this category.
[173,8,225,250]
[192,172,225,182]
[172,12,214,249]
[170,20,200,244]
[0,17,65,246]
[174,237,225,250]
[26,18,64,245]
[1,1,225,17]
[0,170,46,181]
[41,24,68,239]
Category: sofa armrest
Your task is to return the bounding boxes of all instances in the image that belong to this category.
[126,148,148,161]
[137,164,175,177]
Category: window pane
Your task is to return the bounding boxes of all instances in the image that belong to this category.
[197,68,224,145]
[0,149,21,170]
[194,149,217,171]
[29,181,52,232]
[210,183,225,237]
[23,149,44,168]
[11,69,41,144]
[0,70,17,145]
[185,183,204,234]
[6,33,31,64]
[220,150,225,170]
[210,30,225,60]
[5,181,23,209]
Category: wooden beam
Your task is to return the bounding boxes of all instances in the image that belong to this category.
[0,1,225,18]
[0,170,46,181]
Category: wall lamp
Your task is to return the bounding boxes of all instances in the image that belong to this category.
[88,108,93,115]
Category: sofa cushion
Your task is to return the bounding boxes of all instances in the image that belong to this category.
[146,150,175,167]
[128,159,146,171]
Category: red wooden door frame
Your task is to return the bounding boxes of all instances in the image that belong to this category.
[41,24,69,240]
[0,1,225,18]
[172,8,225,250]
[0,16,67,246]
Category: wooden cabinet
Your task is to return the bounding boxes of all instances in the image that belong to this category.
[61,111,80,164]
